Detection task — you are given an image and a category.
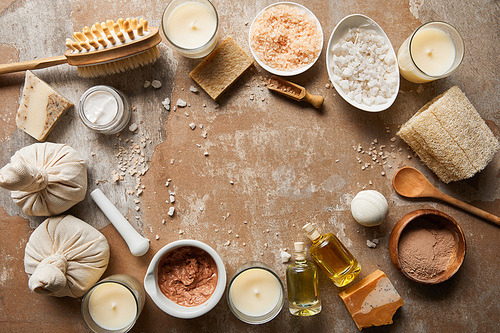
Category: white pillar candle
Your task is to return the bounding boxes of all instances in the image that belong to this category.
[397,22,464,83]
[228,265,284,324]
[162,0,218,58]
[88,282,137,331]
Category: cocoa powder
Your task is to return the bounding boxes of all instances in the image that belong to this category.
[398,219,455,280]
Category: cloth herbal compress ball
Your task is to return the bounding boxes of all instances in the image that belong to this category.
[350,190,389,227]
[0,142,87,216]
[24,215,110,298]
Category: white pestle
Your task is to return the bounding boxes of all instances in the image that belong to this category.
[90,189,150,256]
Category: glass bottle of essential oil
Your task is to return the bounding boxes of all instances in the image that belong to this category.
[302,223,361,287]
[286,242,321,317]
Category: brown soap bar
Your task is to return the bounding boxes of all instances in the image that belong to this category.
[339,270,403,331]
[189,37,253,100]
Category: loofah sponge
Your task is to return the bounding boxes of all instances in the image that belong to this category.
[397,86,499,183]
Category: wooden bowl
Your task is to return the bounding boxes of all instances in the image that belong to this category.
[389,209,466,284]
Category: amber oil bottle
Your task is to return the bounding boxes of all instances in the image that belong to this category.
[286,242,321,316]
[302,223,361,287]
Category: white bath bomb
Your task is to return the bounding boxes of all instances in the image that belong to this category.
[350,190,389,227]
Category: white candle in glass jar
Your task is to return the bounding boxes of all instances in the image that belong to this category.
[397,22,464,83]
[163,0,218,58]
[410,28,455,76]
[88,282,137,331]
[229,268,282,317]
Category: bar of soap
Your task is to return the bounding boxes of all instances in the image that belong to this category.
[339,270,403,330]
[189,37,253,100]
[16,70,73,141]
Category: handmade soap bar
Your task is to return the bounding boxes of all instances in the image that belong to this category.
[16,70,73,141]
[339,269,403,330]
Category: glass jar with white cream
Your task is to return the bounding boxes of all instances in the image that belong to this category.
[78,85,131,134]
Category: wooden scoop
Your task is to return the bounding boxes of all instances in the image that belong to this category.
[267,75,324,108]
[393,167,500,226]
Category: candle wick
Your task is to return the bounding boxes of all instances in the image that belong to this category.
[110,302,116,310]
[191,20,197,29]
[426,48,433,56]
[254,289,259,296]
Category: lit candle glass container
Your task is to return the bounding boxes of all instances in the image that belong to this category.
[227,262,284,324]
[82,274,145,333]
[78,85,131,134]
[162,0,219,58]
[397,21,464,83]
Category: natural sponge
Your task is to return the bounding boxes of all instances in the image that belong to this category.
[397,86,499,183]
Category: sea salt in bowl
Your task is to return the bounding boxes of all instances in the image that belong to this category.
[388,209,466,284]
[326,14,400,112]
[249,2,323,76]
[144,240,226,318]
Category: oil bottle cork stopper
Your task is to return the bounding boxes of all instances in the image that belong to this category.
[303,223,321,241]
[294,242,306,260]
[294,242,305,252]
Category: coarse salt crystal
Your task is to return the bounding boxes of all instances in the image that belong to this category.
[151,80,162,89]
[168,207,175,216]
[162,97,171,111]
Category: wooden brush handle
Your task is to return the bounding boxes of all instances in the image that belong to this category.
[0,55,67,75]
[304,92,324,109]
[437,191,500,226]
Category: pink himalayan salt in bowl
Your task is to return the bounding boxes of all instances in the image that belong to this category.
[249,2,323,76]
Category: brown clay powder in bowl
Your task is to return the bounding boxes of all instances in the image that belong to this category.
[398,218,456,281]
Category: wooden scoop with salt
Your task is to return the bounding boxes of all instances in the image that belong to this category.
[267,75,324,108]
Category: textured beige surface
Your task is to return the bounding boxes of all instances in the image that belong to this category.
[0,0,499,332]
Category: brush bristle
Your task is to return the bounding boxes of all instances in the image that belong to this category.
[76,46,160,78]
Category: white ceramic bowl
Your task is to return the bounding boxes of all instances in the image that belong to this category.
[326,14,400,112]
[144,240,226,319]
[249,2,323,76]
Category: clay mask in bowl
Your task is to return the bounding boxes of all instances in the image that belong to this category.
[144,239,226,318]
[388,209,466,284]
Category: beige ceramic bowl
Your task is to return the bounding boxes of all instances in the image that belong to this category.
[389,209,466,284]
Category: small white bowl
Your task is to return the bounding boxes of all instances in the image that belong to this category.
[249,2,323,76]
[144,240,226,319]
[326,14,400,112]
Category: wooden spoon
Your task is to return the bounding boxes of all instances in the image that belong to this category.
[393,167,500,226]
[267,76,324,108]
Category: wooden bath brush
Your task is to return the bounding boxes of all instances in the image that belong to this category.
[0,17,161,78]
